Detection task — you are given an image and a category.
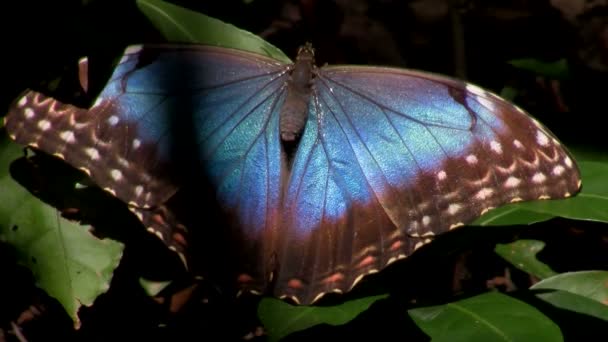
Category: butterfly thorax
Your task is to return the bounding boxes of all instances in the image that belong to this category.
[279,44,316,147]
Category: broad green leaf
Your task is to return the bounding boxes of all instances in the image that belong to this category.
[473,161,608,225]
[531,271,608,305]
[136,0,290,62]
[0,138,124,328]
[534,289,608,322]
[495,240,557,279]
[569,145,608,163]
[508,58,569,79]
[409,292,562,342]
[258,295,388,341]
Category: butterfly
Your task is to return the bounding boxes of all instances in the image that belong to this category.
[4,42,581,304]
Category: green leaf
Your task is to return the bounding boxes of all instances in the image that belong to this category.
[473,161,608,225]
[258,295,388,341]
[534,289,608,322]
[499,86,518,101]
[409,292,562,342]
[136,0,290,62]
[0,138,124,328]
[495,240,557,279]
[508,58,569,79]
[139,278,172,297]
[531,271,608,305]
[569,145,608,163]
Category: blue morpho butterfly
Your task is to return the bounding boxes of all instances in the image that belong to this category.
[5,42,581,304]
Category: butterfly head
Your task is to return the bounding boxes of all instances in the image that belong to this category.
[295,42,315,66]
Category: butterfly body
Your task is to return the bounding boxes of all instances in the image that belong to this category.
[280,43,315,143]
[5,43,581,304]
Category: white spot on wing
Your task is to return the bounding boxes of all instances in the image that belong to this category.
[135,185,144,197]
[490,140,502,154]
[466,154,478,165]
[536,130,549,146]
[117,157,130,168]
[110,169,123,181]
[422,216,431,226]
[108,115,119,126]
[24,108,35,119]
[513,140,524,149]
[18,96,27,107]
[564,157,573,168]
[532,172,547,183]
[437,170,447,181]
[85,147,100,160]
[59,131,76,143]
[132,139,141,149]
[475,188,494,200]
[447,203,461,215]
[504,176,521,188]
[552,165,565,176]
[37,119,51,131]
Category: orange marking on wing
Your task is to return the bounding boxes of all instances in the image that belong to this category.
[390,240,403,251]
[152,214,165,224]
[172,232,187,247]
[357,255,375,269]
[322,273,344,284]
[287,279,304,289]
[237,274,254,283]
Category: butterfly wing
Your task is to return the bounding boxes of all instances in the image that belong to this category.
[5,45,290,276]
[274,65,581,303]
[6,44,582,304]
